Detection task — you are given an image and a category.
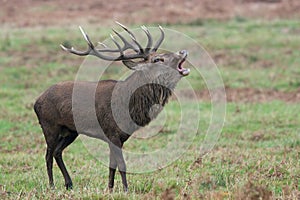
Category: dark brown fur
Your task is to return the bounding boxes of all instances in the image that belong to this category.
[34,50,188,192]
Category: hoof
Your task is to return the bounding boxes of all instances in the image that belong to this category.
[49,184,55,190]
[65,182,73,190]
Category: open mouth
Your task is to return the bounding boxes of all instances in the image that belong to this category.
[177,50,190,76]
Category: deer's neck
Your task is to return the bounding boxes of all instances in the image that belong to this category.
[128,83,172,127]
[121,71,175,127]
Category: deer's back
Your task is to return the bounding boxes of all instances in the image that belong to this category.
[34,80,117,133]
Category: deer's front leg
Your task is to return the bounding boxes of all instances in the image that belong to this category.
[109,140,128,192]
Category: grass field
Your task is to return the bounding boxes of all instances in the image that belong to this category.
[0,19,299,199]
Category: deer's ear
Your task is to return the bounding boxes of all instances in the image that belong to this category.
[122,60,139,70]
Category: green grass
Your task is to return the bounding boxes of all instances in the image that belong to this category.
[0,19,299,199]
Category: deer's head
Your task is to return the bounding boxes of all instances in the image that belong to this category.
[61,22,190,80]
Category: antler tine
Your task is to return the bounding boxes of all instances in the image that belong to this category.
[60,26,93,56]
[115,21,144,54]
[79,26,94,49]
[115,21,135,38]
[60,27,123,60]
[151,25,164,52]
[60,44,89,56]
[98,42,108,48]
[112,29,139,53]
[141,25,153,54]
[60,44,71,52]
[110,34,124,56]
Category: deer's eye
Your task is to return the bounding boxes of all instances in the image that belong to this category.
[153,58,164,63]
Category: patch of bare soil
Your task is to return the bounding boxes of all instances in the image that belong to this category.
[225,87,300,103]
[234,180,272,200]
[160,188,176,200]
[0,0,299,28]
[181,87,300,103]
[212,49,276,69]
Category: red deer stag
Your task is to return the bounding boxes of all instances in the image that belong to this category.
[34,22,190,192]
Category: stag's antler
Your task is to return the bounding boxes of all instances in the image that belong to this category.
[60,22,164,61]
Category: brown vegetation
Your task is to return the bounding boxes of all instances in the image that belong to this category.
[1,0,300,27]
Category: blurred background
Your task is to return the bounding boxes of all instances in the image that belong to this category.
[0,0,299,199]
[1,0,300,27]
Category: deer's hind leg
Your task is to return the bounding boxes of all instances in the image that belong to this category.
[40,123,61,189]
[53,128,78,190]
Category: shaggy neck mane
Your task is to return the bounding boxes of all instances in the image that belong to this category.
[129,83,172,127]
